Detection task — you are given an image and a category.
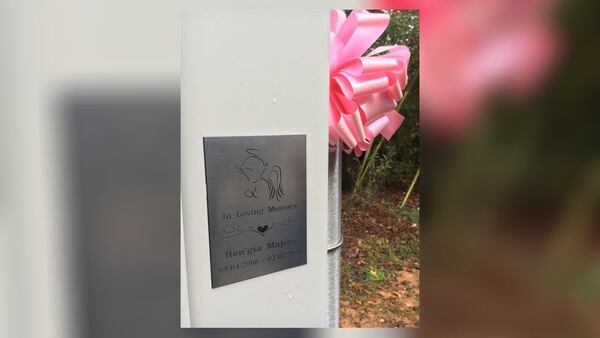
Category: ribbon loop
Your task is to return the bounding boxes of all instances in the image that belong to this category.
[329,10,411,155]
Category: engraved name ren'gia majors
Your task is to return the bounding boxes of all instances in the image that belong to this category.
[224,238,297,259]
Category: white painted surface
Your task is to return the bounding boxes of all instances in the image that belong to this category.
[180,207,191,327]
[181,9,329,327]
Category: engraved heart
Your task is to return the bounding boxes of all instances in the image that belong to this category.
[257,225,269,233]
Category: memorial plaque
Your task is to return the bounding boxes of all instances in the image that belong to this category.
[203,135,307,288]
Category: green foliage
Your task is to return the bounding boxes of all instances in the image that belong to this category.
[396,206,420,224]
[363,265,395,282]
[342,10,420,192]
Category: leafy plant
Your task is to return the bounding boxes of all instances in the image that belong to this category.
[343,10,420,194]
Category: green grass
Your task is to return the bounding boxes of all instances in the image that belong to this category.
[395,206,420,224]
[341,231,419,302]
[363,265,395,282]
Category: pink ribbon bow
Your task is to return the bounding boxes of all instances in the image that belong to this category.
[329,9,411,156]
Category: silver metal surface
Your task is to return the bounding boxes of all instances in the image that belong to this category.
[327,235,344,252]
[203,135,307,288]
[326,145,342,327]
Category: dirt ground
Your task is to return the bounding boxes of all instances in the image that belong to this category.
[340,189,420,328]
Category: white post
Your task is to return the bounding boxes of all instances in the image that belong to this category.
[181,9,330,327]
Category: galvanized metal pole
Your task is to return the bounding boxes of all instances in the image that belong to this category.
[327,145,342,327]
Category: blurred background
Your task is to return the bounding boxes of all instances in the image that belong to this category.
[418,0,600,337]
[1,0,599,338]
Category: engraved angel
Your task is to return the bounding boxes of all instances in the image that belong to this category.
[235,148,284,201]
